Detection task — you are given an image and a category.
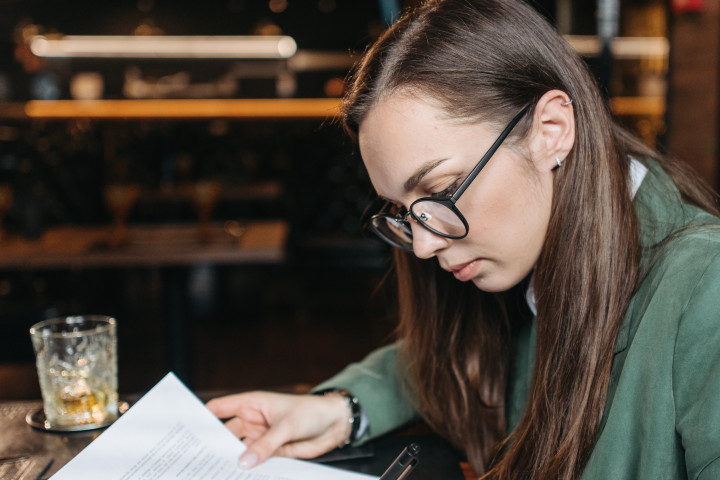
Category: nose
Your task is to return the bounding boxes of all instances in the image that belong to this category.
[411,221,451,259]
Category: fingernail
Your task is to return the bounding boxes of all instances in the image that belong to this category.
[238,452,258,469]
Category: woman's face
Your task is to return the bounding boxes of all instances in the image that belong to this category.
[358,94,556,292]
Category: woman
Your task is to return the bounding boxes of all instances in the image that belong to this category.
[207,0,720,478]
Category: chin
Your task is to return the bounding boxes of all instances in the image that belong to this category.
[471,273,522,293]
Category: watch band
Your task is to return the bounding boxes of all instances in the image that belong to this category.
[312,388,362,447]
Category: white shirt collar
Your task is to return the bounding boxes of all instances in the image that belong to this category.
[524,158,648,316]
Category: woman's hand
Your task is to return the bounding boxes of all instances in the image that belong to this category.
[206,391,351,469]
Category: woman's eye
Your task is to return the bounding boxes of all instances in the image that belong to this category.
[430,182,458,199]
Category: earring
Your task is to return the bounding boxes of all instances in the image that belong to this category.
[555,157,563,168]
[560,99,573,106]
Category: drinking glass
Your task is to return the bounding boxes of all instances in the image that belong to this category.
[104,184,140,247]
[191,180,221,243]
[29,315,118,428]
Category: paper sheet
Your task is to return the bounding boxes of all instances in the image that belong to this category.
[51,373,376,480]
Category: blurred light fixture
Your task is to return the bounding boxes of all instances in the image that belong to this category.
[564,36,668,59]
[29,35,298,59]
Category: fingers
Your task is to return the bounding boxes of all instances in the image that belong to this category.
[239,417,295,468]
[206,392,274,442]
[223,417,268,440]
[240,424,342,466]
[238,419,338,467]
[238,395,349,468]
[207,393,279,425]
[275,437,340,460]
[205,393,252,419]
[206,391,349,470]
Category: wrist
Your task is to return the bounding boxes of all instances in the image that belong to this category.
[311,388,362,448]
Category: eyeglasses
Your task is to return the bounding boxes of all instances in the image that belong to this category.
[364,104,531,251]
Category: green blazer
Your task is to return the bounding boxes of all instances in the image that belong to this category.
[315,161,720,479]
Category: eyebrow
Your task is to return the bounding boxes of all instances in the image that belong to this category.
[403,158,449,193]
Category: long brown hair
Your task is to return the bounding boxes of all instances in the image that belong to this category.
[342,0,717,478]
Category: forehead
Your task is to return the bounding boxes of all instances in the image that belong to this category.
[357,94,493,198]
[358,94,450,152]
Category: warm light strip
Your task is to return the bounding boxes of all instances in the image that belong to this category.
[21,98,342,120]
[609,96,666,116]
[0,97,661,120]
[565,35,669,59]
[30,35,298,59]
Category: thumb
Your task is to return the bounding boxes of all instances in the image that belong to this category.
[238,450,260,470]
[238,422,292,469]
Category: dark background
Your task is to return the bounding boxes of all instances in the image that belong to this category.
[2,0,715,400]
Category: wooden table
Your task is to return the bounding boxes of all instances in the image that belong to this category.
[0,396,468,480]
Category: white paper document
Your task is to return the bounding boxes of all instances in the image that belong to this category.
[51,373,377,480]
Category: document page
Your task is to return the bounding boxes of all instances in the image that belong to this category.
[51,373,376,480]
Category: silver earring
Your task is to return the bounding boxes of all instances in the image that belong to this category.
[560,99,573,106]
[556,157,563,168]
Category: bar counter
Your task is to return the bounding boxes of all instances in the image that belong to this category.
[0,221,287,269]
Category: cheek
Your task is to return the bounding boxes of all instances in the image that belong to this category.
[460,174,523,232]
[461,165,552,249]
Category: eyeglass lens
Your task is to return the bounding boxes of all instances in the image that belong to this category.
[411,200,466,237]
[370,215,413,249]
[370,199,466,250]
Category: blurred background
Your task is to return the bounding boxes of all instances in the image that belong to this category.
[0,0,717,399]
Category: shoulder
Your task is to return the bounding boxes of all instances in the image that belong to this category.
[644,223,720,289]
[633,156,720,252]
[633,222,720,388]
[667,232,720,339]
[634,224,720,320]
[620,222,720,359]
[667,234,720,478]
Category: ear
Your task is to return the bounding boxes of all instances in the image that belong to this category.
[527,90,575,172]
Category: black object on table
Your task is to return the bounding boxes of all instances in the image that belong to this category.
[315,434,465,480]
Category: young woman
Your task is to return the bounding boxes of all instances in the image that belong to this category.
[207,0,720,478]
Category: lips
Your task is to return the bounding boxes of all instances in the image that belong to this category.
[445,259,481,282]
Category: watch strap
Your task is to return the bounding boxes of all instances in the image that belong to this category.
[312,388,362,447]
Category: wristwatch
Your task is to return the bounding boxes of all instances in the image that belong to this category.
[311,388,362,446]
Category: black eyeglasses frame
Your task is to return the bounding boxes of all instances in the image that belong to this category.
[365,104,531,250]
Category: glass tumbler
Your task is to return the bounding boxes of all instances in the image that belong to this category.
[29,315,118,428]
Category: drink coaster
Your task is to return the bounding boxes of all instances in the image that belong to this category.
[26,401,129,433]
